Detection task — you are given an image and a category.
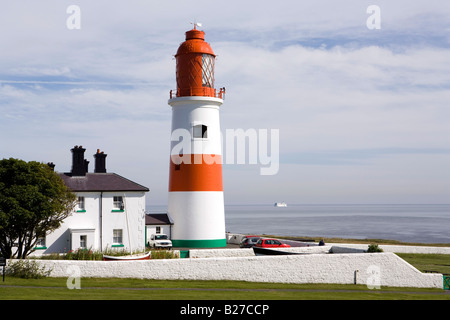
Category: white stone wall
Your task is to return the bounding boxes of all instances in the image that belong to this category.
[30,251,443,289]
[189,246,332,258]
[329,243,450,254]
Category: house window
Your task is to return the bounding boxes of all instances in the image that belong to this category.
[113,196,124,211]
[113,229,123,245]
[77,196,85,212]
[193,124,207,139]
[156,226,161,234]
[80,235,87,249]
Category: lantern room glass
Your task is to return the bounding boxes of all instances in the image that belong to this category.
[202,54,214,88]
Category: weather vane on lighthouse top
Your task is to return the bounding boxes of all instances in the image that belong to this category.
[191,21,202,29]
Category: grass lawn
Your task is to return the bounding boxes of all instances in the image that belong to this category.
[395,253,450,275]
[0,276,448,301]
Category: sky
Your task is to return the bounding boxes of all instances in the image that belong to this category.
[1,0,449,206]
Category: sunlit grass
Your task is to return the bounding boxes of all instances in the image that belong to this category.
[0,277,448,300]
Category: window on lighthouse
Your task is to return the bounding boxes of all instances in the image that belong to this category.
[193,124,208,139]
[201,54,214,88]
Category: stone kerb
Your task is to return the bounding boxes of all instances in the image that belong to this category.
[329,243,450,254]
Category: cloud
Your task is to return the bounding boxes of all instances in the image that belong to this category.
[1,1,449,204]
[218,44,450,150]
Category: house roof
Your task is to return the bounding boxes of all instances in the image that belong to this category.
[58,172,149,192]
[145,213,173,225]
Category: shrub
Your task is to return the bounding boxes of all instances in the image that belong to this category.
[7,259,52,279]
[150,250,179,259]
[65,248,103,260]
[367,244,383,253]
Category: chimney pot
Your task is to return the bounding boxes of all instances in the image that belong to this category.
[94,149,107,173]
[71,145,87,176]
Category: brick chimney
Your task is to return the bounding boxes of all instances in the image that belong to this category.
[94,149,107,173]
[71,145,87,176]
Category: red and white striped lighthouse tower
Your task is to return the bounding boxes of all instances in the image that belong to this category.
[168,26,226,248]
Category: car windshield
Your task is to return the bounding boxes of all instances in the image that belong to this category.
[155,235,168,240]
[250,238,259,243]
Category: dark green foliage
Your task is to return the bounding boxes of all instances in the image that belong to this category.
[367,244,383,252]
[0,158,76,258]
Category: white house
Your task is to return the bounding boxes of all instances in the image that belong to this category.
[145,213,173,245]
[35,146,149,255]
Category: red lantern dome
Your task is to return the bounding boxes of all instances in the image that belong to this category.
[174,28,217,97]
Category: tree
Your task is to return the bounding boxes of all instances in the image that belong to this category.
[0,158,76,258]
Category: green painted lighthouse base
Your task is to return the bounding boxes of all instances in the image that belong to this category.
[172,238,227,248]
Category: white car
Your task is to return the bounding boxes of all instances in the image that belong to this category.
[149,234,172,249]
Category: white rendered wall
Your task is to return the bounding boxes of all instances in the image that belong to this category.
[101,192,146,252]
[168,191,225,241]
[42,192,101,254]
[34,191,146,255]
[168,96,226,246]
[169,96,223,157]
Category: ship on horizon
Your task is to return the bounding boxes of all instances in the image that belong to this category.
[274,202,287,207]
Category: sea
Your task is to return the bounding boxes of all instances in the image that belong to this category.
[147,204,450,244]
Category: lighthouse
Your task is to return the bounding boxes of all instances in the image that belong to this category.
[167,26,226,248]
